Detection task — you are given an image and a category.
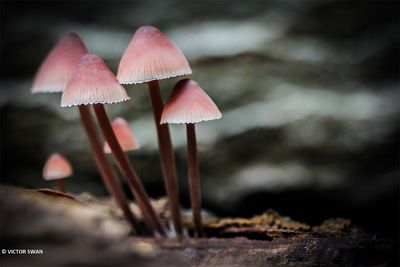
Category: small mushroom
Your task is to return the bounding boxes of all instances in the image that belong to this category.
[117,25,192,238]
[161,79,222,236]
[32,34,141,234]
[104,117,140,154]
[61,53,165,236]
[43,153,73,193]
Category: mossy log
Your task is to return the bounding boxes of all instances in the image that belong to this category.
[0,186,397,267]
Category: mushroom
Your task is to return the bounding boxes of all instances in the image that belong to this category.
[32,34,141,234]
[104,117,140,154]
[62,53,165,236]
[43,153,73,193]
[117,25,192,238]
[161,79,222,236]
[32,33,87,93]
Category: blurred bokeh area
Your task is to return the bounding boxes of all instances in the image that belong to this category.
[1,1,399,238]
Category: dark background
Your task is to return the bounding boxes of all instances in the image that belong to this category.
[1,1,399,238]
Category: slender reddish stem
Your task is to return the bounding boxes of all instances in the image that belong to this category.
[148,80,183,239]
[187,123,203,236]
[78,105,141,234]
[56,179,65,193]
[93,104,166,237]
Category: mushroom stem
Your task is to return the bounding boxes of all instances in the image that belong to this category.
[56,179,65,193]
[93,104,166,237]
[186,123,203,237]
[148,80,183,239]
[78,105,142,234]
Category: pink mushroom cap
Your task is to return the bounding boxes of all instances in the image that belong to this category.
[61,53,130,107]
[32,33,87,93]
[117,25,192,84]
[43,153,73,181]
[161,79,222,124]
[103,117,140,153]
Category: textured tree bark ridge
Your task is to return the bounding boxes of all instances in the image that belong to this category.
[0,186,397,267]
[145,235,397,267]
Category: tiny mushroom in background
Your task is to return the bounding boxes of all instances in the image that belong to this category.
[104,117,140,154]
[32,34,141,234]
[43,153,73,193]
[161,79,222,237]
[62,53,165,237]
[117,25,192,238]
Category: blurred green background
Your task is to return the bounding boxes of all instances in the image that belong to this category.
[1,1,399,237]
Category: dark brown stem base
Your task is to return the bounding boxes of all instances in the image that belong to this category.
[78,105,141,234]
[148,80,183,239]
[55,179,65,193]
[186,123,203,237]
[93,104,166,237]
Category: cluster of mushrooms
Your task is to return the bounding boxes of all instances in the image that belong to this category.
[33,26,222,239]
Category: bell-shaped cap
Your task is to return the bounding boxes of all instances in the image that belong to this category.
[43,153,73,181]
[104,117,140,153]
[117,25,192,84]
[61,53,130,107]
[32,33,87,93]
[161,79,222,124]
